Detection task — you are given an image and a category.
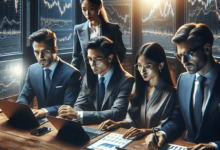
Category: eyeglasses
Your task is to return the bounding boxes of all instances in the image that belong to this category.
[174,44,205,62]
[134,63,156,71]
[85,56,107,65]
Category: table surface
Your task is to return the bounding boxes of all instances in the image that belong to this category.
[0,113,196,150]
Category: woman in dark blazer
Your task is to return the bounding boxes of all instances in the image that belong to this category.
[99,42,176,139]
[71,0,126,76]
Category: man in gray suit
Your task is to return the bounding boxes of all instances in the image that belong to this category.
[59,36,134,124]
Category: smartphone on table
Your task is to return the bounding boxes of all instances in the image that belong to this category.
[31,127,53,136]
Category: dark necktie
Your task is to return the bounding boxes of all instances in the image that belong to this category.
[44,69,51,91]
[194,75,206,132]
[98,77,105,111]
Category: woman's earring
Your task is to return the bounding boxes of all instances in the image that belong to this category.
[160,70,162,73]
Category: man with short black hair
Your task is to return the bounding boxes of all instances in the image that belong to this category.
[145,23,220,150]
[17,29,81,118]
[58,36,134,124]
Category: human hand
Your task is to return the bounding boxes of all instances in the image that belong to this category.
[98,119,120,131]
[187,143,217,150]
[58,105,78,120]
[32,109,46,118]
[145,132,166,150]
[122,127,149,139]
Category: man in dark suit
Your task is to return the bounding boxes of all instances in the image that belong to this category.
[145,23,220,150]
[59,36,134,124]
[16,29,81,118]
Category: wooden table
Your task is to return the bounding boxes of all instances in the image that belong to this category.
[0,113,196,150]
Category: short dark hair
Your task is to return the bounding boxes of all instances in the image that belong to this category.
[86,36,114,57]
[172,23,214,48]
[29,29,57,52]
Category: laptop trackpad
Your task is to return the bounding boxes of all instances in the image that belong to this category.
[82,126,106,134]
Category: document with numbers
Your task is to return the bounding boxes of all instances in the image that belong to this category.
[161,144,187,150]
[84,133,135,150]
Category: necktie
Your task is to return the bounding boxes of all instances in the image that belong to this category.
[98,77,105,111]
[194,75,206,132]
[44,69,51,91]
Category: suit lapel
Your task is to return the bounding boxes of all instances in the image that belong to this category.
[93,77,99,110]
[101,68,121,110]
[196,70,220,138]
[101,21,109,38]
[46,61,62,106]
[147,78,166,110]
[80,21,90,48]
[37,65,46,103]
[185,74,197,137]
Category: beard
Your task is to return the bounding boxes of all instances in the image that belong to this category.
[39,58,53,68]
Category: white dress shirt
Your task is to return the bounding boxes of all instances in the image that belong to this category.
[89,21,102,39]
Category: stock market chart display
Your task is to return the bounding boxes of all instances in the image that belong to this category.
[0,59,23,99]
[185,0,220,56]
[142,0,176,54]
[0,0,22,55]
[40,0,75,50]
[103,0,132,49]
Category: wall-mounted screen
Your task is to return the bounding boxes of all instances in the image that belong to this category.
[103,0,132,50]
[185,0,220,57]
[142,0,176,54]
[40,0,75,50]
[0,59,23,99]
[0,0,22,55]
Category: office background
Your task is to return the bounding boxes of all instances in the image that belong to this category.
[0,0,220,102]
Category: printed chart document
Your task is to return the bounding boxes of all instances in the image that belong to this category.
[85,133,134,150]
[161,144,187,150]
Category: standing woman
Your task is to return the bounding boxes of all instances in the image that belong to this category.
[99,43,176,139]
[71,0,126,76]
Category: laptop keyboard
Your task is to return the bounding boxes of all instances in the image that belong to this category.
[86,132,100,139]
[37,118,48,125]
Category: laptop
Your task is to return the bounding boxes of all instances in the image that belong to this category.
[46,116,106,141]
[0,100,48,127]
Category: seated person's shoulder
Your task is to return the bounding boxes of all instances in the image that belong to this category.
[28,62,41,71]
[121,70,135,81]
[59,60,80,74]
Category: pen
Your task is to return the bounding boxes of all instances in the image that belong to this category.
[152,127,159,148]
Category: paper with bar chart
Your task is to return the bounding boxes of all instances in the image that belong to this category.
[142,0,176,53]
[185,0,220,56]
[0,59,23,99]
[40,0,75,50]
[0,0,22,55]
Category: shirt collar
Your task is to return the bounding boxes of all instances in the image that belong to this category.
[98,65,114,81]
[43,56,59,72]
[196,62,219,82]
[89,21,102,29]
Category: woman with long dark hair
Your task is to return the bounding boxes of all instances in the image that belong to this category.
[71,0,126,77]
[99,42,176,139]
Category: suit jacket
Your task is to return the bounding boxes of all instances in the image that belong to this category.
[74,67,134,124]
[71,20,126,76]
[161,65,220,147]
[129,78,175,129]
[16,58,81,116]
